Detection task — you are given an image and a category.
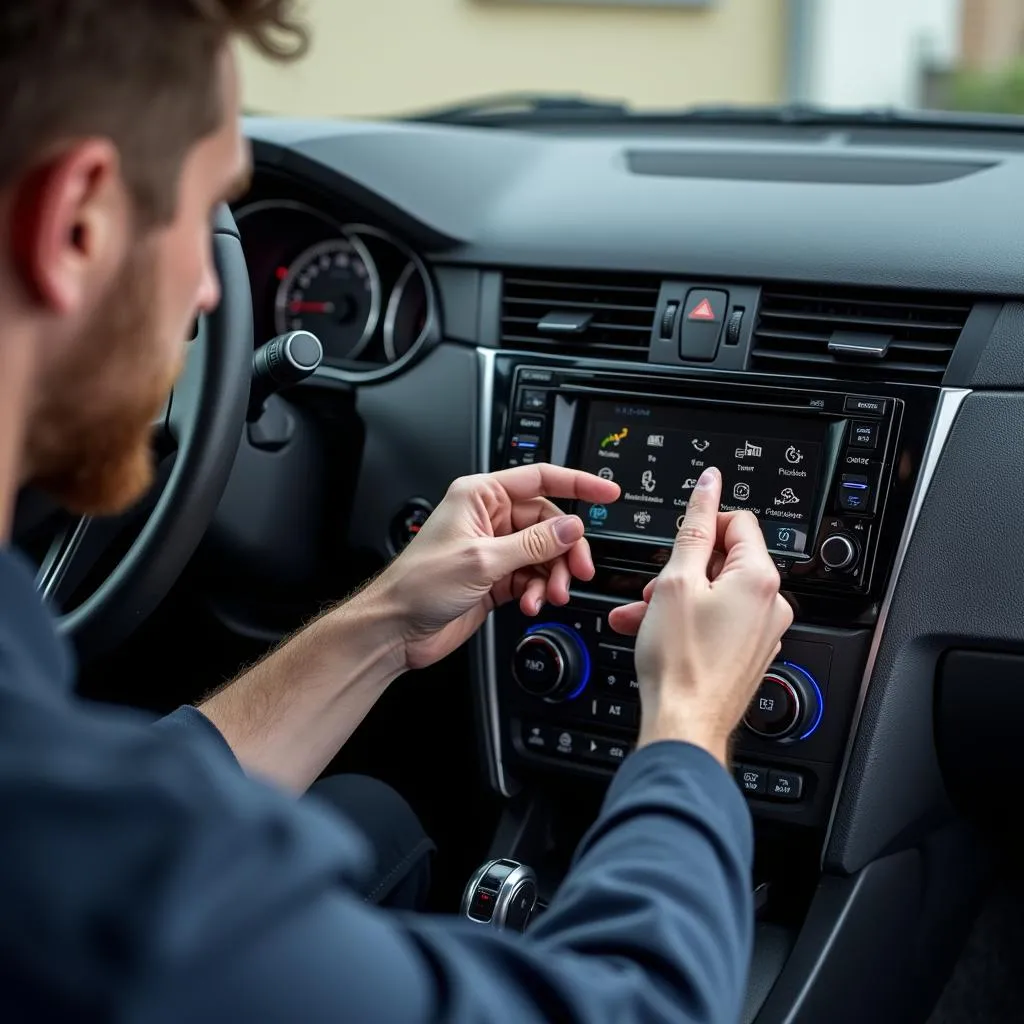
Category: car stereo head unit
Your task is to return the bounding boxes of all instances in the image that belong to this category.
[503,365,902,600]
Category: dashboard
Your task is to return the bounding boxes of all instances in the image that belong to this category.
[224,113,1024,1022]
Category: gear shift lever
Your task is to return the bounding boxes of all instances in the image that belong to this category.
[460,859,539,932]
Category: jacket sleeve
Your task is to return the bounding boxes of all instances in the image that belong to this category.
[139,738,753,1024]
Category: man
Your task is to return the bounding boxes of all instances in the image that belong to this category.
[0,3,793,1022]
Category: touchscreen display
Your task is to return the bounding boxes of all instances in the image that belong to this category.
[577,400,826,554]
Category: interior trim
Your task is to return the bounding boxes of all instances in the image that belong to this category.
[475,347,512,797]
[821,387,972,860]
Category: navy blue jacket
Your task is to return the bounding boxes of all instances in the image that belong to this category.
[0,546,753,1023]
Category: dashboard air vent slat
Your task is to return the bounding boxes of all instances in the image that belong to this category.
[751,285,972,383]
[501,271,659,361]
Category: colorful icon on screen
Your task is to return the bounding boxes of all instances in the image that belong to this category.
[588,504,609,524]
[600,427,629,449]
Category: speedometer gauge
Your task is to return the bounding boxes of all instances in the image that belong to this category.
[274,236,381,361]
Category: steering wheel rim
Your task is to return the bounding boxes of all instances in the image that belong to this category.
[42,205,252,661]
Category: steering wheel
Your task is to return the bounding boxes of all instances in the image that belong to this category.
[31,205,253,661]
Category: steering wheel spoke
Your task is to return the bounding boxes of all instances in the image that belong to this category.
[36,516,122,610]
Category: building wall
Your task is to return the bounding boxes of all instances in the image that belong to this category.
[239,0,787,118]
[961,0,1024,71]
[802,0,961,108]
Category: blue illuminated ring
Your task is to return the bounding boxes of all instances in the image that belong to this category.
[525,622,591,700]
[784,660,825,740]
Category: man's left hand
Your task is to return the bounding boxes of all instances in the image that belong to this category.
[373,465,619,671]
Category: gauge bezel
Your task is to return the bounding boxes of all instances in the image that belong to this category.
[273,234,382,361]
[233,200,441,383]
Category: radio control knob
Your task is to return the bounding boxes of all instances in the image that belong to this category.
[512,625,589,702]
[743,663,824,743]
[819,534,858,571]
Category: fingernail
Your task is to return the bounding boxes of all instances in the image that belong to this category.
[696,467,719,490]
[554,516,581,544]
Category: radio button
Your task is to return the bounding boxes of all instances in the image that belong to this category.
[844,395,887,416]
[820,534,859,571]
[518,389,548,412]
[514,413,546,433]
[850,421,880,449]
[838,474,872,513]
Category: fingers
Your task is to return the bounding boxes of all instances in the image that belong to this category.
[520,575,548,616]
[490,464,621,504]
[485,514,585,582]
[546,554,572,606]
[666,467,721,578]
[608,600,648,637]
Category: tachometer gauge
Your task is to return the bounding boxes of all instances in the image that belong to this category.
[274,236,381,361]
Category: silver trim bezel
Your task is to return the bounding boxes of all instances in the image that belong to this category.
[820,386,971,860]
[475,348,512,797]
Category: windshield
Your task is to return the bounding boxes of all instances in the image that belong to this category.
[239,1,1024,125]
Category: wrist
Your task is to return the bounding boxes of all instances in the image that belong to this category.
[324,575,409,680]
[636,706,731,768]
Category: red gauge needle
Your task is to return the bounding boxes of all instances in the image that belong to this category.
[289,300,335,314]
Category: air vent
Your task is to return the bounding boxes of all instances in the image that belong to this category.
[751,285,971,383]
[501,270,659,361]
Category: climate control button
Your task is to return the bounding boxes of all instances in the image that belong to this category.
[512,624,590,702]
[743,662,823,743]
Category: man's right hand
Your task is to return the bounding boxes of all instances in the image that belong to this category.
[608,466,793,766]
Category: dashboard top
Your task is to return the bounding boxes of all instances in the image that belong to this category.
[246,116,1024,297]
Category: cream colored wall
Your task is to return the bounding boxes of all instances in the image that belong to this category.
[239,0,787,118]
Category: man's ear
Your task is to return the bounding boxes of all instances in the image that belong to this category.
[10,139,129,316]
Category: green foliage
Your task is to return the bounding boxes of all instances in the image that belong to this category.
[945,59,1024,115]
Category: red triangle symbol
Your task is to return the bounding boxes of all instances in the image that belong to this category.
[688,298,716,321]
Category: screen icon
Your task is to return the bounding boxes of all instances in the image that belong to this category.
[735,441,763,459]
[691,438,710,453]
[641,470,656,493]
[681,477,698,490]
[600,427,629,449]
[777,528,793,546]
[773,487,800,506]
[597,467,615,481]
[785,446,805,465]
[633,510,652,528]
[733,482,751,502]
[588,504,609,523]
[647,434,665,448]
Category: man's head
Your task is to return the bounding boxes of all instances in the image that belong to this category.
[0,1,305,516]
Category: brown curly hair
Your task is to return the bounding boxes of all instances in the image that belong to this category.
[0,1,308,223]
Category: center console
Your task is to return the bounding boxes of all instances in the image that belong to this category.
[475,352,940,838]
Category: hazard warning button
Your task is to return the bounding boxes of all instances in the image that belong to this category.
[680,289,728,362]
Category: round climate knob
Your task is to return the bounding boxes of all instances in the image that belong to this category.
[512,624,589,702]
[743,663,823,743]
[819,534,858,571]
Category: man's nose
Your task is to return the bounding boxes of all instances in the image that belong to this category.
[195,264,221,316]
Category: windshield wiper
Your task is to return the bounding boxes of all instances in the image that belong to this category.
[403,91,633,125]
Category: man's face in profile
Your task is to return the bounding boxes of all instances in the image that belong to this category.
[25,48,251,517]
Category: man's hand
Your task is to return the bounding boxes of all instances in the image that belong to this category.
[374,465,619,671]
[608,466,793,766]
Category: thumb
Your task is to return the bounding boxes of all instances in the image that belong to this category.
[486,515,584,579]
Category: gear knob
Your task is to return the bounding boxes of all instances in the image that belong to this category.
[460,859,538,932]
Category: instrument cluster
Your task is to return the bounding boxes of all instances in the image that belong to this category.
[235,198,440,379]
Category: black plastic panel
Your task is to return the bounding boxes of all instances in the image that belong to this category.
[757,822,987,1023]
[965,302,1024,388]
[936,650,1024,821]
[248,119,1024,295]
[348,343,477,557]
[827,392,1024,873]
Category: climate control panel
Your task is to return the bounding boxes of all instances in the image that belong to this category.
[488,597,872,828]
